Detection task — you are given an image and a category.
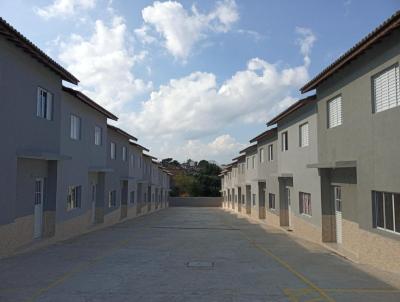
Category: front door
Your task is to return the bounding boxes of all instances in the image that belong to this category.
[334,186,343,244]
[91,182,97,224]
[34,178,44,239]
[286,187,292,227]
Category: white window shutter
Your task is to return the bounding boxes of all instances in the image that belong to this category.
[374,65,399,113]
[328,96,342,128]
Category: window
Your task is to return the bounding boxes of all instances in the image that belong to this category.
[328,96,342,128]
[130,191,135,204]
[110,142,116,159]
[94,126,102,146]
[252,194,256,206]
[282,131,288,151]
[373,65,400,113]
[252,156,255,169]
[268,193,276,209]
[37,87,53,120]
[259,148,265,163]
[70,114,81,140]
[299,192,312,216]
[122,146,127,161]
[246,158,250,170]
[299,123,309,147]
[268,144,273,161]
[130,154,135,168]
[373,191,400,234]
[109,190,117,207]
[67,186,81,210]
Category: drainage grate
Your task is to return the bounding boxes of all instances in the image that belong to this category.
[186,261,215,268]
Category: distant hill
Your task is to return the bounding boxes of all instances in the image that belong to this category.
[161,158,221,197]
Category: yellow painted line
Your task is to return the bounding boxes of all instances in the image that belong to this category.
[25,238,133,302]
[221,216,335,302]
[324,288,400,293]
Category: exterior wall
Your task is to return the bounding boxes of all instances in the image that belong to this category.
[56,91,108,227]
[0,35,63,227]
[277,104,322,242]
[105,128,130,218]
[315,30,400,271]
[244,149,258,217]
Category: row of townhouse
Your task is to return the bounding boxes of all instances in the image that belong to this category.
[221,11,400,273]
[0,17,171,257]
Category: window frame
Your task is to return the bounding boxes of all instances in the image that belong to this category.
[299,192,312,216]
[108,190,117,208]
[268,144,274,161]
[67,185,82,211]
[299,122,309,147]
[373,191,400,235]
[94,126,102,146]
[36,87,53,121]
[372,64,400,114]
[122,146,127,162]
[327,95,343,129]
[110,142,116,160]
[281,131,288,151]
[259,147,265,163]
[268,193,276,210]
[70,114,81,141]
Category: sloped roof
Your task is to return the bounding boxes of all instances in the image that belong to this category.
[63,87,118,120]
[239,144,258,155]
[249,127,277,143]
[267,95,316,126]
[107,124,137,141]
[129,141,150,152]
[0,17,78,84]
[301,11,400,93]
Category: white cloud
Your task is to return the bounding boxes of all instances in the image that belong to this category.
[295,27,316,67]
[137,0,239,60]
[34,0,96,19]
[57,16,152,112]
[160,134,245,163]
[123,56,308,140]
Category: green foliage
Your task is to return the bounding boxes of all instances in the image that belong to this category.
[169,159,221,197]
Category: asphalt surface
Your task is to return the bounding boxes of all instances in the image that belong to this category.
[0,207,399,302]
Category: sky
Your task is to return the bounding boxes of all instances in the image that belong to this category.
[1,0,399,164]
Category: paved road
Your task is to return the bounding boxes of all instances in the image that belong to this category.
[0,208,399,302]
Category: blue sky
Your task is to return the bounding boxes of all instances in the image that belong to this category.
[1,0,399,163]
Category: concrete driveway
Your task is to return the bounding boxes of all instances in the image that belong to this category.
[0,207,399,302]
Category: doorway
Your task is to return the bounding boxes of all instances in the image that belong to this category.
[334,186,343,244]
[34,178,44,239]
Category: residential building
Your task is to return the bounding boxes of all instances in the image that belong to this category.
[240,144,258,217]
[249,128,279,224]
[267,96,322,243]
[301,11,400,272]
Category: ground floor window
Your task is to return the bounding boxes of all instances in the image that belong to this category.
[299,192,312,216]
[130,191,135,204]
[109,190,117,208]
[268,193,276,209]
[373,191,400,234]
[252,194,256,206]
[242,195,245,204]
[67,186,82,210]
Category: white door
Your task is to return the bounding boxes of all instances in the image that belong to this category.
[334,186,343,244]
[286,187,291,227]
[91,182,97,224]
[34,178,44,239]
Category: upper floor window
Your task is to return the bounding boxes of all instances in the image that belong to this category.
[282,131,288,151]
[252,156,255,169]
[122,146,127,161]
[94,126,102,146]
[67,185,81,210]
[299,192,312,216]
[246,158,249,170]
[37,87,53,120]
[110,142,116,159]
[373,65,400,113]
[373,191,400,234]
[299,122,309,147]
[70,114,81,140]
[268,144,274,161]
[130,154,135,168]
[328,96,342,128]
[259,148,265,163]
